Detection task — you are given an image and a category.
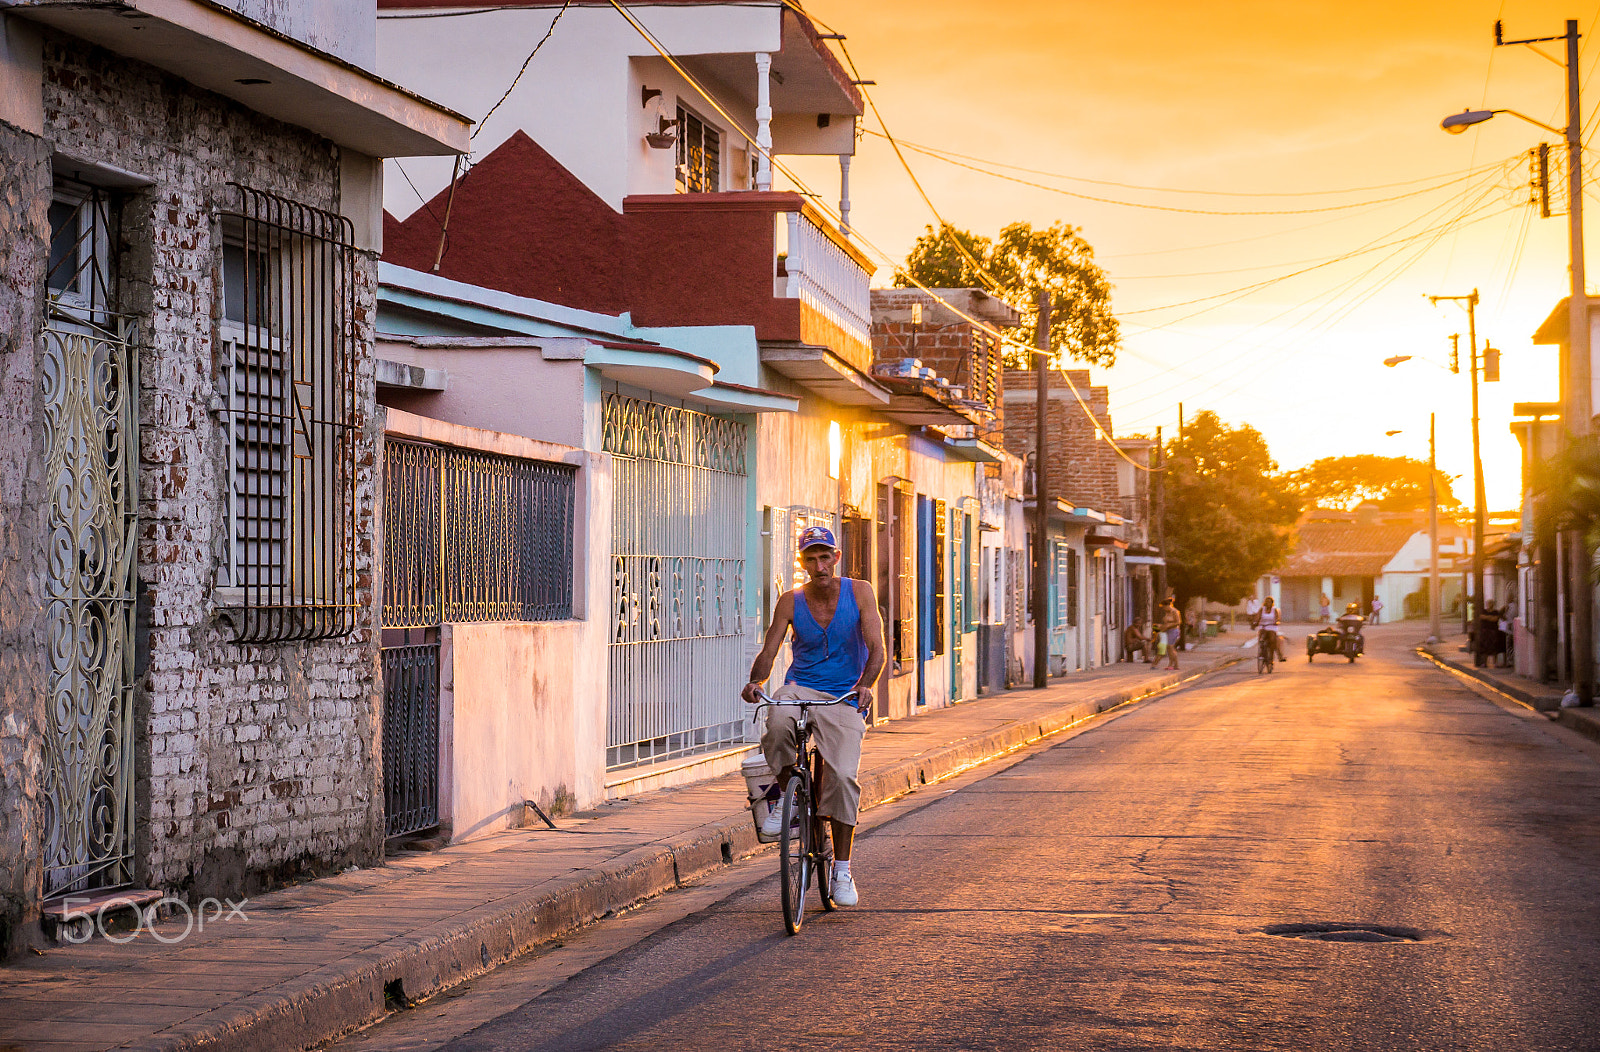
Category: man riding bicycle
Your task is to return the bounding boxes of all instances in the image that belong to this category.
[1252,595,1289,662]
[742,525,886,908]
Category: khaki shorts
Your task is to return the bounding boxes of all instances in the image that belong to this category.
[760,683,866,826]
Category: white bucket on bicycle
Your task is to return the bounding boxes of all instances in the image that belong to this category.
[742,752,780,843]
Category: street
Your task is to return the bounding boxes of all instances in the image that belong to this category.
[332,624,1600,1052]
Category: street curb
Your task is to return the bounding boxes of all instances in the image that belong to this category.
[1414,646,1600,744]
[1414,645,1556,710]
[137,655,1238,1052]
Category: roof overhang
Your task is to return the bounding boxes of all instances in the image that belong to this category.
[687,380,799,414]
[586,340,717,397]
[1087,534,1129,550]
[874,375,982,427]
[1124,554,1166,566]
[942,436,1003,463]
[8,0,470,157]
[1024,499,1102,528]
[760,341,889,406]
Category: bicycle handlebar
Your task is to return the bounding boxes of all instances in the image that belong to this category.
[750,688,861,711]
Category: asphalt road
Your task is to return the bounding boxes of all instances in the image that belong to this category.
[335,625,1600,1051]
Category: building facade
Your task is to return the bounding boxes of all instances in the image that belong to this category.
[0,1,465,948]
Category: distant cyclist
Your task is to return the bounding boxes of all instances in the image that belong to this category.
[743,525,886,907]
[1252,595,1289,662]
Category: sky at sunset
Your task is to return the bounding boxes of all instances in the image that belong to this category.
[780,0,1600,509]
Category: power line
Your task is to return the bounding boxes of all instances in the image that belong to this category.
[1116,166,1517,327]
[879,136,1495,218]
[473,0,573,139]
[857,128,1495,199]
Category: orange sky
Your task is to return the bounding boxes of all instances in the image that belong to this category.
[785,0,1600,509]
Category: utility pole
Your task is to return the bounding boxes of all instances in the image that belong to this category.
[1429,412,1442,644]
[1153,426,1167,606]
[1032,290,1052,690]
[1429,289,1485,638]
[1564,18,1594,706]
[1449,18,1591,699]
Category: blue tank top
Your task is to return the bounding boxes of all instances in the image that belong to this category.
[785,580,868,696]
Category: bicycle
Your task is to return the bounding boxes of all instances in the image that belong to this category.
[1256,628,1278,674]
[752,689,859,935]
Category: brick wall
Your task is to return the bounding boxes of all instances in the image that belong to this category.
[1002,368,1123,512]
[0,117,52,952]
[870,288,1005,445]
[0,34,385,921]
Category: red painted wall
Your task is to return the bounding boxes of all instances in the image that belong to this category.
[383,134,809,342]
[383,131,629,315]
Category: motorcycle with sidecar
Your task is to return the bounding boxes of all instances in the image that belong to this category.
[1307,616,1364,663]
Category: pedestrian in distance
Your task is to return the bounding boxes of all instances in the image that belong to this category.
[1319,592,1332,622]
[743,525,887,908]
[1369,595,1383,625]
[1154,596,1182,670]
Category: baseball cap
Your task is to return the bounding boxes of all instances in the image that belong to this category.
[798,525,837,550]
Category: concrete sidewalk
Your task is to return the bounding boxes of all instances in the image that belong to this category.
[1419,636,1600,745]
[0,651,1237,1052]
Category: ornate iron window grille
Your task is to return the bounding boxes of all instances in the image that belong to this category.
[381,440,576,630]
[219,184,359,643]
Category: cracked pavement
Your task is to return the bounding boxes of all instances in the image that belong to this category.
[331,623,1600,1051]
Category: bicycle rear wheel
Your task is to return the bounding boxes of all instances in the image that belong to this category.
[778,774,809,935]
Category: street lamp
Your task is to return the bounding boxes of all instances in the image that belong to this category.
[1442,18,1591,704]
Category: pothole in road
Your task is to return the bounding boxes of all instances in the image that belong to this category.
[1260,922,1424,943]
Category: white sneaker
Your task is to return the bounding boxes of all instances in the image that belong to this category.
[759,800,784,838]
[830,871,859,907]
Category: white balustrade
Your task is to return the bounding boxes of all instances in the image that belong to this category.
[781,210,872,352]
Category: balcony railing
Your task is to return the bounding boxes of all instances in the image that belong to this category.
[777,205,873,373]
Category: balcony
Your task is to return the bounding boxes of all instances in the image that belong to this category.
[622,191,876,379]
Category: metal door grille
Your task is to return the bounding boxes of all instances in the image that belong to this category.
[604,395,748,770]
[381,645,439,838]
[42,178,137,899]
[41,318,138,897]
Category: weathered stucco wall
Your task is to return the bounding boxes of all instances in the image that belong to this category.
[441,617,606,840]
[21,34,385,906]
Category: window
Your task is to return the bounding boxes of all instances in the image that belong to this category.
[46,180,117,327]
[841,513,871,581]
[1066,548,1080,628]
[676,104,721,193]
[218,184,358,643]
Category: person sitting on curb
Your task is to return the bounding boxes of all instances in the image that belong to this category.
[1123,619,1152,663]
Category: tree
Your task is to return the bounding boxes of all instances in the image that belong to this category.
[1163,411,1302,608]
[1286,454,1461,514]
[894,221,1121,367]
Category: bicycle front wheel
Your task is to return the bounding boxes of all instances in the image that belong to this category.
[778,773,809,935]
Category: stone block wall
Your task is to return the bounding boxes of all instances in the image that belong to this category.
[0,117,52,953]
[0,31,384,943]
